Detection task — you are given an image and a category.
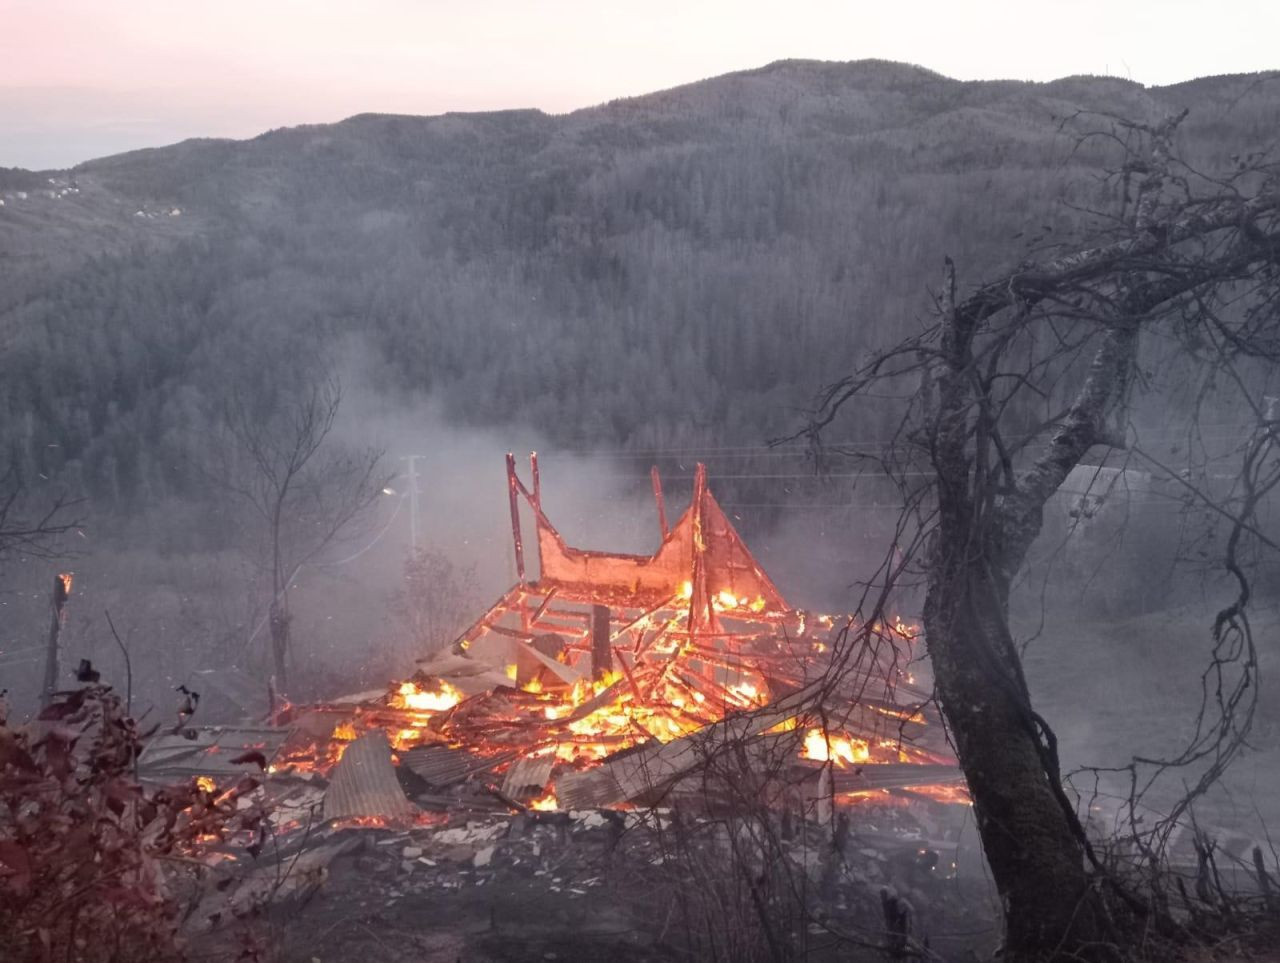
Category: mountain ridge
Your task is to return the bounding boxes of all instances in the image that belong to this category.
[1,58,1278,519]
[5,59,1272,178]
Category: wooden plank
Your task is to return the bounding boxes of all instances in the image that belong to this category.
[517,638,583,687]
[591,605,613,680]
[573,680,826,806]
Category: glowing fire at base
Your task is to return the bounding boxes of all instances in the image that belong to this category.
[393,680,462,712]
[802,727,871,767]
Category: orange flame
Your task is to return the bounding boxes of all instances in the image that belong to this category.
[332,720,358,741]
[393,680,462,712]
[802,728,870,767]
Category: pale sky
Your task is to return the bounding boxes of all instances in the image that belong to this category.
[2,0,1277,169]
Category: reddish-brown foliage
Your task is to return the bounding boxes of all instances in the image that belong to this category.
[0,686,267,962]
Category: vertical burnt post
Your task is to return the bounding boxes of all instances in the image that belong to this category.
[505,452,525,584]
[591,605,612,681]
[687,464,719,680]
[41,572,73,707]
[650,465,669,540]
[688,464,709,632]
[530,450,541,509]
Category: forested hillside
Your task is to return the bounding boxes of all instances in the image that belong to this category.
[2,59,1278,711]
[4,60,1277,514]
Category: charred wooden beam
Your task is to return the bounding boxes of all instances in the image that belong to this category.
[651,465,669,540]
[41,573,73,708]
[556,679,826,807]
[527,588,558,626]
[591,605,612,681]
[446,585,524,656]
[505,452,526,584]
[616,651,647,705]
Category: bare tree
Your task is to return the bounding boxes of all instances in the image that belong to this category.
[793,114,1280,959]
[0,467,78,566]
[219,377,387,692]
[389,547,480,662]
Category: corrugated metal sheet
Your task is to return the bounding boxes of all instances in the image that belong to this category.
[323,730,418,822]
[400,744,507,787]
[137,726,289,780]
[555,768,623,810]
[500,754,554,799]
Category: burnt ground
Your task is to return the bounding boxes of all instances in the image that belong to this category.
[180,602,1280,963]
[187,802,1000,963]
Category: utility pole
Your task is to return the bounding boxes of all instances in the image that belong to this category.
[402,455,422,553]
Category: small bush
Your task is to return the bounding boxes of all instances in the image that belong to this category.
[0,685,266,963]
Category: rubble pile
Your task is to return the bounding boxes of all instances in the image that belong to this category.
[142,458,982,954]
[184,793,993,961]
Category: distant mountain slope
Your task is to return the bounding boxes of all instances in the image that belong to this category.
[1,60,1277,512]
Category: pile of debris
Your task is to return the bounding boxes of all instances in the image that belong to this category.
[140,457,966,829]
[180,792,992,961]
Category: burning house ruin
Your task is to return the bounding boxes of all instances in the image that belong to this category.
[140,455,966,821]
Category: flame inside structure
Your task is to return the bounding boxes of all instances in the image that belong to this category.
[393,680,462,712]
[801,727,871,767]
[253,458,956,809]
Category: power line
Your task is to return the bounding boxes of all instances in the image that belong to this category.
[613,471,935,481]
[536,428,1255,461]
[327,492,407,566]
[239,490,408,655]
[564,465,1255,484]
[0,644,46,657]
[719,503,904,511]
[0,654,42,669]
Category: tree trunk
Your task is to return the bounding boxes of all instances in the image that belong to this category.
[919,255,1116,958]
[925,556,1105,958]
[269,599,290,691]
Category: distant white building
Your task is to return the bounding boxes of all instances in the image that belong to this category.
[1054,465,1153,528]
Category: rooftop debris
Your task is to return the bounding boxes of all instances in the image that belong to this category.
[136,725,290,780]
[400,744,496,789]
[142,456,966,830]
[323,729,419,824]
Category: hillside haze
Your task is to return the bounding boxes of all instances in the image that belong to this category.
[4,60,1279,509]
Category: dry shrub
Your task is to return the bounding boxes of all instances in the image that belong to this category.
[0,685,268,962]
